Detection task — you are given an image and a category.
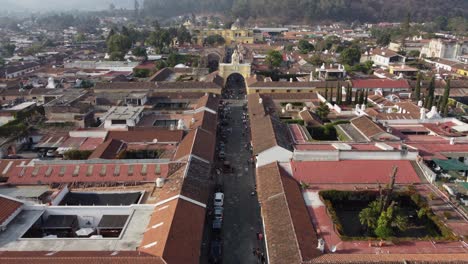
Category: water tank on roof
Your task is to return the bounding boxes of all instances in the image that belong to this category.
[156,178,165,188]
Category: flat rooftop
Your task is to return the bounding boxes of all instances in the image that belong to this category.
[102,106,144,121]
[0,206,153,252]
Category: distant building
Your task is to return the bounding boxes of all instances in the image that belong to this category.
[420,38,468,59]
[361,48,406,67]
[196,28,254,46]
[101,106,144,130]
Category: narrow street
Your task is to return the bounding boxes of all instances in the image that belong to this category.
[221,74,265,264]
[221,100,264,264]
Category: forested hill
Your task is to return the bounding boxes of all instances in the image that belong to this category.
[142,0,467,23]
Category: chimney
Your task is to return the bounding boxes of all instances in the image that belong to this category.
[156,178,165,188]
[450,138,455,145]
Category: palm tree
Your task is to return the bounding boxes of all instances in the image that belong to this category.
[359,207,377,230]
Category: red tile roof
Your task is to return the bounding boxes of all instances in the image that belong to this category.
[0,195,22,226]
[352,79,410,89]
[88,139,125,159]
[6,162,170,185]
[0,251,164,264]
[311,253,468,263]
[291,160,421,184]
[139,198,205,263]
[256,163,321,264]
[174,129,216,162]
[107,129,184,143]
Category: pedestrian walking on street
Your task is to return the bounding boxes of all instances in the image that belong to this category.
[257,232,263,241]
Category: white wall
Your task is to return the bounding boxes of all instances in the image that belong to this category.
[256,146,293,167]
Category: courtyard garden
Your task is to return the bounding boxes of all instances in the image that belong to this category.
[319,182,457,241]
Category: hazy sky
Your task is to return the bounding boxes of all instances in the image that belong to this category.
[0,0,135,11]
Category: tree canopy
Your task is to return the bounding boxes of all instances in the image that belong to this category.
[265,50,283,70]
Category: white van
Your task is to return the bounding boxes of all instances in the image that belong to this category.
[214,192,224,207]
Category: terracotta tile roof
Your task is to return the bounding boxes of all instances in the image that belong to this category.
[140,198,205,263]
[249,80,343,89]
[352,79,410,89]
[395,101,422,119]
[94,82,156,91]
[247,93,267,118]
[311,253,468,263]
[261,93,319,100]
[369,48,402,58]
[299,110,322,127]
[107,129,184,143]
[350,115,387,140]
[250,115,292,155]
[179,157,212,204]
[190,110,218,134]
[257,163,320,264]
[194,93,220,112]
[88,139,126,159]
[155,81,222,90]
[291,160,421,184]
[0,195,22,226]
[79,137,106,151]
[0,251,164,264]
[174,128,216,162]
[6,161,171,185]
[0,159,31,178]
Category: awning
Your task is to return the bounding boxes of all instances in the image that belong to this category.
[433,159,468,171]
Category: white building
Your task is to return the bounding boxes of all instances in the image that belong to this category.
[420,39,468,59]
[101,106,144,130]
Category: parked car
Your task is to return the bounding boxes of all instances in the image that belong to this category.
[210,239,223,263]
[214,207,224,220]
[46,150,56,157]
[218,151,226,160]
[222,161,234,173]
[212,218,222,231]
[214,192,224,207]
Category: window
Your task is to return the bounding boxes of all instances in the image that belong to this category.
[297,90,301,93]
[286,90,291,93]
[111,120,127,125]
[271,90,275,93]
[255,90,260,93]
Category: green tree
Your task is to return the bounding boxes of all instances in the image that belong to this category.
[308,54,324,66]
[107,34,132,60]
[364,89,369,105]
[336,83,342,105]
[204,34,225,46]
[315,102,330,120]
[177,26,192,45]
[346,84,352,105]
[434,16,448,31]
[75,33,86,42]
[354,89,360,105]
[340,45,361,66]
[447,17,467,35]
[359,89,365,104]
[440,79,451,116]
[2,44,16,57]
[424,77,436,108]
[374,206,394,239]
[155,60,168,70]
[265,50,283,70]
[359,200,380,231]
[324,86,329,101]
[414,72,422,101]
[132,46,147,58]
[0,56,4,66]
[298,39,314,54]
